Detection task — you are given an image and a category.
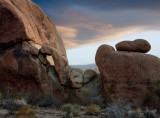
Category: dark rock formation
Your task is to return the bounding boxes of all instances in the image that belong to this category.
[0,0,68,106]
[83,69,97,84]
[68,67,84,88]
[116,39,151,53]
[0,0,104,107]
[96,43,160,108]
[40,45,69,85]
[75,74,104,105]
[0,0,67,57]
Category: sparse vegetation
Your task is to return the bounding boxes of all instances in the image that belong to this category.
[0,97,159,118]
[16,106,37,118]
[62,104,74,118]
[143,109,157,118]
[101,99,158,118]
[102,99,132,118]
[73,109,80,116]
[1,99,27,115]
[85,104,100,115]
[61,104,82,118]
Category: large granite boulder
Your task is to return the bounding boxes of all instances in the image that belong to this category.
[0,0,67,57]
[95,42,160,108]
[0,0,68,102]
[0,0,105,107]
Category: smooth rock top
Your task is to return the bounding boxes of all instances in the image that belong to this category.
[0,0,67,57]
[116,39,151,53]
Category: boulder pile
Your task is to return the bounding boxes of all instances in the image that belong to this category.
[0,0,104,107]
[1,0,160,109]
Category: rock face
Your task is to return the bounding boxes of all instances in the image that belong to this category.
[75,74,104,105]
[0,0,68,102]
[116,39,151,53]
[0,0,104,107]
[40,45,69,85]
[96,42,160,108]
[83,69,97,84]
[68,68,84,88]
[0,0,67,57]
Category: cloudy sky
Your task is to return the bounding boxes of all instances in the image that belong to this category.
[32,0,160,65]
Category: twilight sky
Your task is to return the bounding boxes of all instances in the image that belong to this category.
[32,0,160,65]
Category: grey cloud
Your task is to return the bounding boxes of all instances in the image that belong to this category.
[32,0,160,48]
[33,0,160,11]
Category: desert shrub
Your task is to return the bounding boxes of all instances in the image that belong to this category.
[62,104,74,118]
[72,104,81,116]
[0,90,39,106]
[127,108,158,118]
[62,104,74,113]
[80,106,86,111]
[74,104,85,111]
[128,108,145,118]
[85,104,100,115]
[62,104,81,118]
[16,106,37,118]
[1,99,27,115]
[103,99,132,118]
[73,109,80,117]
[143,109,157,118]
[128,110,140,118]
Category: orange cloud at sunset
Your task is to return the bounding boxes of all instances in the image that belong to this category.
[56,26,78,39]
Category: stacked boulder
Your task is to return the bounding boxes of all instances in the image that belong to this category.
[95,39,160,108]
[116,39,151,53]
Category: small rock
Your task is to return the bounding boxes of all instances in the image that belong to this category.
[14,99,27,106]
[0,109,9,116]
[69,68,83,88]
[83,69,97,84]
[116,39,151,53]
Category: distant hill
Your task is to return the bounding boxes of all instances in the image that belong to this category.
[71,63,97,70]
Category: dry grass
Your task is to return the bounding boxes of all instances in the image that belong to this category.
[85,104,100,116]
[16,106,37,118]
